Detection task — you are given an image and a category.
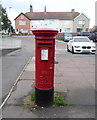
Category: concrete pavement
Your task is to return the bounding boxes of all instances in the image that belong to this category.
[2,48,96,118]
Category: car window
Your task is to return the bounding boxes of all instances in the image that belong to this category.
[81,32,90,36]
[74,38,90,42]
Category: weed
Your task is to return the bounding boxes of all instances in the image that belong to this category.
[30,91,71,107]
[31,92,35,101]
[18,79,23,81]
[53,92,69,106]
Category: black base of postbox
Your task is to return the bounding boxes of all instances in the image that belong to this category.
[35,87,54,107]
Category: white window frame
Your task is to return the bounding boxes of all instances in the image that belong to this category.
[19,20,26,25]
[65,28,71,33]
[79,20,85,25]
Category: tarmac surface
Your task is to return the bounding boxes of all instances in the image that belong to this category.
[1,39,96,119]
[2,36,35,101]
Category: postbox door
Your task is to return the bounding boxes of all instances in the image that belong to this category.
[36,41,55,90]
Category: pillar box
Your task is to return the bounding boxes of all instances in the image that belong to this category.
[32,28,58,107]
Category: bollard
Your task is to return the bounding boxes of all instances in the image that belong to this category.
[32,28,58,107]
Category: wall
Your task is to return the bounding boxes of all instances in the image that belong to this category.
[30,19,60,31]
[59,20,73,32]
[30,19,73,33]
[73,13,90,33]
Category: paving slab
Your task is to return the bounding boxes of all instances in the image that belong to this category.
[3,106,38,118]
[7,80,34,105]
[20,71,35,80]
[25,63,35,71]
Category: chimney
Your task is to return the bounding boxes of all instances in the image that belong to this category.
[71,9,75,12]
[30,5,33,12]
[44,6,46,13]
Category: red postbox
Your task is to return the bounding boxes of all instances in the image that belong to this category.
[32,28,58,107]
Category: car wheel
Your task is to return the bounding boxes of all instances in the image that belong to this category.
[67,45,70,52]
[72,47,75,54]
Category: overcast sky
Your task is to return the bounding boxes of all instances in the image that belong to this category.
[1,0,96,28]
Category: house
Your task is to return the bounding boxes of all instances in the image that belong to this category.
[90,26,97,32]
[14,5,90,34]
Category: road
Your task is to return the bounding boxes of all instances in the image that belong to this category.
[2,36,35,100]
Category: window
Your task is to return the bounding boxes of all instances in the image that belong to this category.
[65,28,71,32]
[79,20,85,25]
[20,29,28,33]
[21,15,24,19]
[19,20,26,25]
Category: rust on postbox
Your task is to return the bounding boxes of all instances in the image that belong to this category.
[32,28,58,107]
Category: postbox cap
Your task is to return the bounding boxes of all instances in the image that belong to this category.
[32,28,58,40]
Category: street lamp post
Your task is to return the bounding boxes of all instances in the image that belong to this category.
[9,7,12,36]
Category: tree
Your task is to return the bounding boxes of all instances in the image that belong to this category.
[2,6,12,32]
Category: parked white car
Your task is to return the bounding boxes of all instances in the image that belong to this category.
[67,36,96,54]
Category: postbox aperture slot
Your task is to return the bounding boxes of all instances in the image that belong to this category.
[38,43,52,45]
[41,49,48,60]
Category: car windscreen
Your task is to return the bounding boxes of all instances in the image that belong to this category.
[74,38,90,42]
